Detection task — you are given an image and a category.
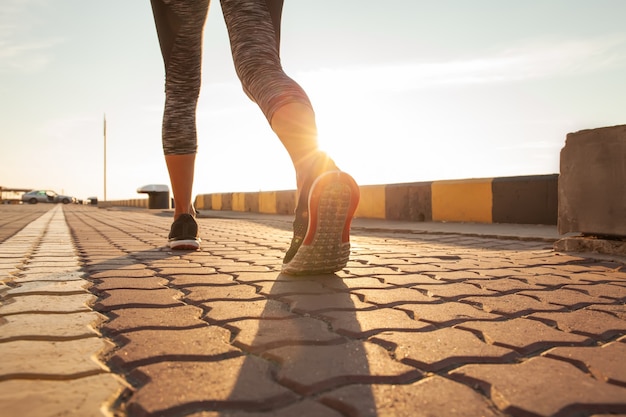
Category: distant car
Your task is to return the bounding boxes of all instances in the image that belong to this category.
[21,190,76,204]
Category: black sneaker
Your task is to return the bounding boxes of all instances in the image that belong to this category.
[282,156,360,275]
[168,213,201,250]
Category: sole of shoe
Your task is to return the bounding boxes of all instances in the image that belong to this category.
[168,239,200,250]
[282,171,360,275]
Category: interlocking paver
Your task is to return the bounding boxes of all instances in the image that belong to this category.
[91,269,159,279]
[263,340,421,395]
[0,375,127,417]
[185,399,345,417]
[466,277,545,293]
[563,283,626,300]
[102,305,207,334]
[574,270,626,283]
[450,356,626,416]
[391,263,452,274]
[281,292,374,313]
[518,288,615,309]
[215,265,273,273]
[375,273,441,286]
[421,270,486,282]
[202,298,295,323]
[127,357,297,416]
[543,342,626,386]
[320,375,501,417]
[345,265,403,276]
[4,205,626,416]
[528,308,626,339]
[152,267,218,276]
[184,283,263,303]
[94,288,185,311]
[319,307,431,338]
[466,267,524,278]
[11,270,87,281]
[109,327,240,370]
[0,338,111,378]
[397,301,502,325]
[0,293,95,314]
[230,316,343,353]
[513,273,574,288]
[0,312,103,342]
[589,303,626,320]
[456,317,592,354]
[168,273,236,287]
[6,279,88,295]
[92,276,168,290]
[353,287,434,306]
[224,270,283,284]
[320,275,391,290]
[252,277,333,296]
[371,327,519,372]
[461,293,565,316]
[0,205,127,415]
[415,282,498,300]
[86,261,145,271]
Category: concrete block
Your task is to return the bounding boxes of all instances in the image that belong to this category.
[245,192,260,213]
[354,186,386,219]
[195,193,211,210]
[232,192,246,211]
[209,193,233,211]
[432,178,493,223]
[211,194,222,210]
[492,175,558,225]
[558,125,626,237]
[385,182,432,222]
[258,191,276,213]
[275,190,296,214]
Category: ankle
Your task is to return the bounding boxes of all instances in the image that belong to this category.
[295,152,337,188]
[174,206,196,220]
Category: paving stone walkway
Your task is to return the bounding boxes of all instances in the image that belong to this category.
[1,204,625,417]
[0,205,127,417]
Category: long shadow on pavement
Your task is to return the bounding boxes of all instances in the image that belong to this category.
[63,206,384,416]
[78,252,383,415]
[218,272,382,415]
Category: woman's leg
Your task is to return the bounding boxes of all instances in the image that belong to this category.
[165,154,196,217]
[151,0,209,249]
[220,0,324,184]
[220,0,359,274]
[150,0,209,219]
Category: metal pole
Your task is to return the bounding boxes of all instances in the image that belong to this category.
[103,113,107,201]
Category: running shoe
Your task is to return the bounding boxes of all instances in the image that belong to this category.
[282,169,360,275]
[168,213,201,250]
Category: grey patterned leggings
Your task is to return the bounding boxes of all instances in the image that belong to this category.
[150,0,313,155]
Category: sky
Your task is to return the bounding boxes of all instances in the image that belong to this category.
[1,1,625,201]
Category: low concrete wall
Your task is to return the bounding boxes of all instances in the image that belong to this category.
[98,199,149,209]
[194,174,559,225]
[558,125,626,237]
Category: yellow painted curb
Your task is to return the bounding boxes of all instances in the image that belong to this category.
[195,194,209,210]
[259,192,277,214]
[354,185,386,219]
[211,194,223,211]
[232,193,246,212]
[432,179,493,223]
